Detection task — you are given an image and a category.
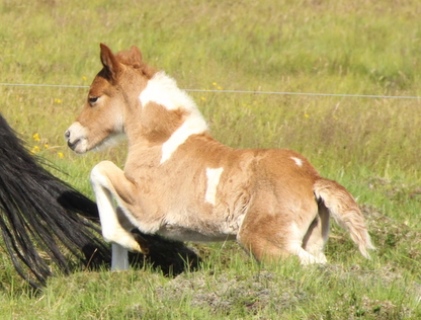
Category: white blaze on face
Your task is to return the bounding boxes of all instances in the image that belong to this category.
[205,167,224,205]
[291,156,303,167]
[139,71,208,164]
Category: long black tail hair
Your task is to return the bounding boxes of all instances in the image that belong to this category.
[0,114,112,288]
[0,114,199,289]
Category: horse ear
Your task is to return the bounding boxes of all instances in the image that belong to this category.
[99,43,121,78]
[129,45,143,65]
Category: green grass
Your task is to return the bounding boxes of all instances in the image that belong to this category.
[1,0,421,318]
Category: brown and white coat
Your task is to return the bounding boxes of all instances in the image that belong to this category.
[65,44,374,270]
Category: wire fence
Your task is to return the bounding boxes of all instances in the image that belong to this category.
[1,82,420,100]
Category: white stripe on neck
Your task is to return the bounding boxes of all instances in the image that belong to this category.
[139,71,208,164]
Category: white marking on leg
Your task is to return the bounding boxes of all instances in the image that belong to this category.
[295,247,325,265]
[205,167,224,205]
[90,164,141,254]
[290,157,303,167]
[289,223,326,265]
[90,168,121,243]
[139,72,208,164]
[315,252,327,264]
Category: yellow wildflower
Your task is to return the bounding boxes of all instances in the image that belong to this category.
[212,82,223,90]
[32,133,40,142]
[31,146,40,154]
[57,152,64,159]
[54,98,62,104]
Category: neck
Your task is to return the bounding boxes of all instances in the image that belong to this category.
[124,71,209,163]
[159,109,208,164]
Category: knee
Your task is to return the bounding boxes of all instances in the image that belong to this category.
[101,228,116,243]
[90,161,115,185]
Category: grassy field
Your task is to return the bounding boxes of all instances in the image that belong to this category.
[1,0,421,318]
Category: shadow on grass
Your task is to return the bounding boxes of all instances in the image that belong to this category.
[128,231,202,277]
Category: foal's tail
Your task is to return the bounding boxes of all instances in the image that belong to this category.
[313,178,375,258]
[0,114,111,289]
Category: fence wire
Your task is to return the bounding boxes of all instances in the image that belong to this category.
[1,82,420,100]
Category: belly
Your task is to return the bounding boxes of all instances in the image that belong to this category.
[157,225,237,242]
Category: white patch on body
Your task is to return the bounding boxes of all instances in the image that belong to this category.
[160,114,207,164]
[205,167,224,205]
[139,71,208,164]
[291,156,303,167]
[140,72,197,112]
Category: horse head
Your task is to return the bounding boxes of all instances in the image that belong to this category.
[65,43,155,153]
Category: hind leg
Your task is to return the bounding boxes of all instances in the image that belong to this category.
[303,205,330,261]
[237,211,286,262]
[302,204,330,263]
[238,210,324,265]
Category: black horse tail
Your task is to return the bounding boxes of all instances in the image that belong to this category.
[0,114,111,289]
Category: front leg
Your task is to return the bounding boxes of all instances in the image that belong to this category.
[90,160,144,271]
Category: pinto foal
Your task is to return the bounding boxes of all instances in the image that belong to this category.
[65,44,374,270]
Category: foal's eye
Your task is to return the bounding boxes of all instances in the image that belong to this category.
[88,96,99,105]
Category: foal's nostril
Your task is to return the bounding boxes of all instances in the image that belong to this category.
[67,138,80,150]
[64,130,70,139]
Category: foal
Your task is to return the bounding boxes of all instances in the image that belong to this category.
[65,44,374,270]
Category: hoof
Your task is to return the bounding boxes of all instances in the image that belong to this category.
[133,232,150,255]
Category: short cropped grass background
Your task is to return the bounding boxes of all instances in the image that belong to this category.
[1,0,421,319]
